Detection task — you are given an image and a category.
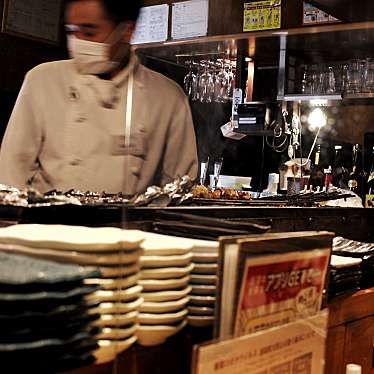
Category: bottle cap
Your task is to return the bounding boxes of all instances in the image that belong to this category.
[346,364,362,374]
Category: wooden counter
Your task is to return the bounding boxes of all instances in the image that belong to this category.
[66,288,374,374]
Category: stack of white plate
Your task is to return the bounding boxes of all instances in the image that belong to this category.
[188,240,219,328]
[0,224,145,364]
[138,233,194,346]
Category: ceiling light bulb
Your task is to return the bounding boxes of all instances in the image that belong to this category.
[308,108,327,131]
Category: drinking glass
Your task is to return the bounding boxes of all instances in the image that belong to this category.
[347,59,362,93]
[214,61,229,103]
[183,61,197,99]
[362,58,374,93]
[199,62,214,103]
[326,66,336,94]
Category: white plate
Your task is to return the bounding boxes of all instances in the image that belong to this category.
[90,298,143,315]
[193,263,218,275]
[192,253,219,263]
[189,295,216,306]
[99,263,140,278]
[0,244,142,266]
[139,309,187,325]
[87,285,143,303]
[97,324,138,340]
[136,320,187,347]
[191,285,216,296]
[85,274,139,290]
[141,233,194,255]
[94,311,139,328]
[95,336,137,364]
[140,296,190,314]
[190,239,219,253]
[141,286,192,302]
[188,315,214,327]
[140,253,192,268]
[139,276,190,292]
[140,263,194,280]
[188,306,215,316]
[190,274,217,285]
[0,225,144,251]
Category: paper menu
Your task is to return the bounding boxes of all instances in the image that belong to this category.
[131,4,169,45]
[171,0,209,40]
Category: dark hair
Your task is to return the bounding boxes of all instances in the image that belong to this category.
[65,0,143,23]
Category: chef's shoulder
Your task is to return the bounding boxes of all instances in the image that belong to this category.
[23,60,74,89]
[138,65,187,104]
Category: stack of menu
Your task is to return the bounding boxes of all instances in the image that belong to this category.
[215,231,333,339]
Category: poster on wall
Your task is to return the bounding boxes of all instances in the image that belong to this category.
[2,0,63,44]
[303,2,340,25]
[171,0,209,40]
[131,4,169,45]
[243,0,282,32]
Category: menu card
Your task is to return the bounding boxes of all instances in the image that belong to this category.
[194,310,328,374]
[131,4,169,45]
[2,0,63,43]
[171,0,209,40]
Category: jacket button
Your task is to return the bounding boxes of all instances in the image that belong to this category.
[76,117,86,123]
[131,166,140,175]
[70,158,82,166]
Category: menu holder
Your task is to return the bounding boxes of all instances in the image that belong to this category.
[1,0,63,44]
[193,310,328,374]
[214,231,333,339]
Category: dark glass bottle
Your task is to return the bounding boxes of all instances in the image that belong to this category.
[348,144,365,198]
[332,145,348,189]
[309,145,325,191]
[367,146,374,195]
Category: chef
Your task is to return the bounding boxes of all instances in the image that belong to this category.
[0,0,198,194]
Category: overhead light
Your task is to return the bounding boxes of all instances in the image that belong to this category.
[308,108,327,131]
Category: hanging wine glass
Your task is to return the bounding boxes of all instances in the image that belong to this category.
[199,61,214,103]
[183,60,197,99]
[214,59,229,103]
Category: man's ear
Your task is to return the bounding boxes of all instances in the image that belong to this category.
[122,21,136,43]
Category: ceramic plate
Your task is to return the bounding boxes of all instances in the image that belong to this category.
[97,324,138,340]
[192,253,219,264]
[90,298,143,315]
[188,315,214,327]
[141,233,194,255]
[136,320,187,347]
[190,274,218,285]
[99,263,140,278]
[140,253,192,268]
[0,285,97,302]
[140,296,190,314]
[94,311,138,328]
[0,245,142,266]
[138,309,187,325]
[86,285,142,303]
[85,274,139,290]
[190,240,219,253]
[191,285,216,296]
[188,306,215,316]
[95,336,137,364]
[139,276,190,292]
[0,225,145,251]
[140,264,194,280]
[0,252,99,285]
[192,263,218,275]
[141,286,192,302]
[0,331,90,352]
[189,295,216,307]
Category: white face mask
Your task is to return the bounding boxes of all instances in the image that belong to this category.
[67,24,128,75]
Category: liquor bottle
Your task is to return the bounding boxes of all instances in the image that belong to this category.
[332,145,348,189]
[309,145,324,191]
[348,144,365,198]
[324,165,332,192]
[367,146,374,195]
